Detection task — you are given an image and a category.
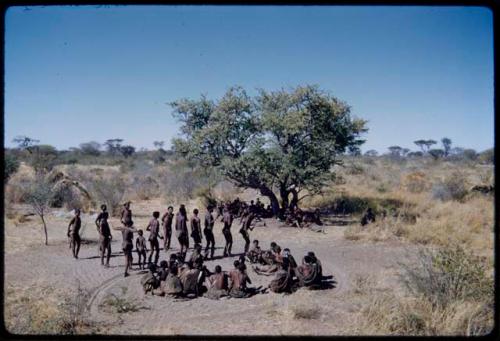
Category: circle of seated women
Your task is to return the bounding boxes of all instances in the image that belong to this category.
[140,239,324,300]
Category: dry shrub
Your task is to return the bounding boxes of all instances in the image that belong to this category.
[356,294,493,336]
[5,283,98,335]
[400,245,493,306]
[402,171,430,193]
[130,176,160,200]
[85,171,125,216]
[5,176,33,204]
[353,245,493,336]
[432,171,469,202]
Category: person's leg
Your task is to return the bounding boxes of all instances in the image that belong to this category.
[124,249,129,276]
[148,241,154,264]
[243,233,250,253]
[105,241,111,266]
[228,232,233,256]
[154,240,160,265]
[204,232,210,258]
[223,231,229,256]
[210,233,215,259]
[75,237,81,258]
[100,240,105,265]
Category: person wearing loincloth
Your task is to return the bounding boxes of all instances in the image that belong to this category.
[135,229,147,270]
[67,208,82,259]
[146,211,163,266]
[203,205,216,259]
[95,204,112,267]
[190,208,202,246]
[222,204,233,257]
[175,205,189,259]
[161,206,174,252]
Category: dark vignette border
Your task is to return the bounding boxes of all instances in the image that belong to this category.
[0,1,497,340]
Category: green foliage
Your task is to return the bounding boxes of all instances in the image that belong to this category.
[79,141,101,156]
[428,148,445,160]
[171,85,367,212]
[441,137,452,157]
[4,153,20,183]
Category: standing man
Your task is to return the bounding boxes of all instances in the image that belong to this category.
[121,201,133,227]
[239,209,255,254]
[190,208,202,246]
[114,223,139,277]
[95,204,112,267]
[67,208,82,259]
[146,211,162,265]
[203,205,216,259]
[161,206,174,252]
[222,203,233,257]
[175,204,189,260]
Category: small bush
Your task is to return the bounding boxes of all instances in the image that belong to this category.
[85,172,125,216]
[432,172,469,202]
[5,153,20,183]
[400,245,493,307]
[402,171,429,193]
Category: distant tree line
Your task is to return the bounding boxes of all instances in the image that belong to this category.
[361,137,493,164]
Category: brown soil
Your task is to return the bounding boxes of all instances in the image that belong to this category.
[4,198,419,335]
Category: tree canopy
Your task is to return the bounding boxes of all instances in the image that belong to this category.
[170,85,367,214]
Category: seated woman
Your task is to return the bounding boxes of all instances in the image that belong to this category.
[246,239,263,263]
[296,252,323,289]
[179,262,202,298]
[164,265,183,298]
[229,263,261,298]
[141,263,160,295]
[269,257,293,293]
[253,242,284,276]
[205,265,229,300]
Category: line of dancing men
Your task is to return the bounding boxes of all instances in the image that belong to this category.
[67,200,324,298]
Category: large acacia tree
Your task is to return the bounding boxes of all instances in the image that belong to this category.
[171,85,367,215]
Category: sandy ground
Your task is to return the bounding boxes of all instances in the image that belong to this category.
[4,198,420,335]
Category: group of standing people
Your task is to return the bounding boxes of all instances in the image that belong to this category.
[66,199,325,299]
[68,200,260,277]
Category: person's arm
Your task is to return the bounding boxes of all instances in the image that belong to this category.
[120,210,125,224]
[95,214,100,229]
[246,275,252,285]
[146,220,151,231]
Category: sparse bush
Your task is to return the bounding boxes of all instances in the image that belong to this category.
[5,153,20,183]
[402,171,429,193]
[432,172,469,202]
[23,174,55,245]
[85,172,125,216]
[400,245,493,307]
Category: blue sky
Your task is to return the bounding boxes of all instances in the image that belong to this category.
[4,5,493,153]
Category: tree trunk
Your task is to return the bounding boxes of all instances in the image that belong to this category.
[41,214,48,245]
[259,186,280,217]
[279,186,290,211]
[290,188,299,209]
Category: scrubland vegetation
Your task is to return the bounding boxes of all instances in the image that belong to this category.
[3,86,494,335]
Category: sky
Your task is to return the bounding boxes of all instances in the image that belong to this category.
[4,5,494,153]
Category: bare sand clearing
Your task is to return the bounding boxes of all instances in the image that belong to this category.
[4,198,419,335]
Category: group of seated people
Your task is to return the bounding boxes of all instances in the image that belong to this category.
[283,206,323,228]
[141,239,324,299]
[247,240,323,292]
[216,197,274,220]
